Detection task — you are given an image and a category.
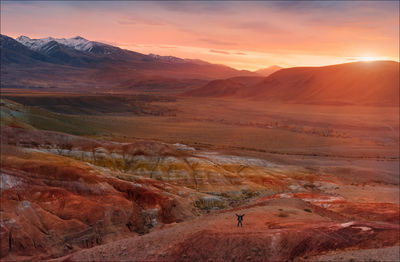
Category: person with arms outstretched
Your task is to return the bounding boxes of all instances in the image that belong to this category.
[236,214,245,227]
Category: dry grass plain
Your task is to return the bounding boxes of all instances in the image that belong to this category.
[3,89,398,170]
[102,96,400,185]
[2,89,398,188]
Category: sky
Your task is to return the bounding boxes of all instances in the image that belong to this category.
[1,1,399,70]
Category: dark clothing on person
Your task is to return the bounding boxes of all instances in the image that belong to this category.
[236,214,245,227]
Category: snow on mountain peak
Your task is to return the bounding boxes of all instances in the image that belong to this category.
[16,36,55,51]
[16,35,99,53]
[56,36,94,52]
[16,35,30,42]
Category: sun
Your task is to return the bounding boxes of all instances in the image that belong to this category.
[356,56,381,62]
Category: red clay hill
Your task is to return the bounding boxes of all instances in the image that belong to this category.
[187,61,399,106]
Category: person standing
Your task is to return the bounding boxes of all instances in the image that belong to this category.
[236,214,245,227]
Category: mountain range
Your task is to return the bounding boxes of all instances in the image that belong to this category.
[1,34,257,79]
[16,35,111,53]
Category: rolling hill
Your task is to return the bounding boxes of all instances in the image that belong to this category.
[187,61,400,106]
[185,76,264,97]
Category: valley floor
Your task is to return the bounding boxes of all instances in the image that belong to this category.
[0,93,399,261]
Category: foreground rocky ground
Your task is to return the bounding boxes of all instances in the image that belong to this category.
[55,197,398,262]
[1,126,398,261]
[304,246,400,262]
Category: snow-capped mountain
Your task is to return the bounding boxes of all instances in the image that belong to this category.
[36,40,62,54]
[56,36,95,52]
[16,36,54,51]
[16,35,108,54]
[10,35,114,66]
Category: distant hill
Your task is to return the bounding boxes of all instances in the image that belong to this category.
[187,61,400,106]
[255,65,283,76]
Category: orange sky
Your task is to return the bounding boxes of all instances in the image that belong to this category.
[1,1,399,70]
